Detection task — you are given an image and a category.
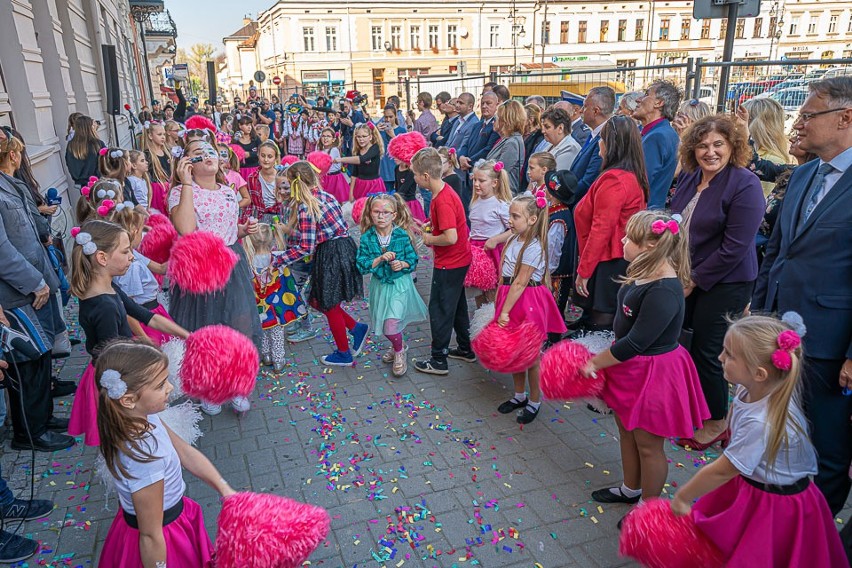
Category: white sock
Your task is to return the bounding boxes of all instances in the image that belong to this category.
[513,392,527,402]
[528,400,541,411]
[610,483,641,498]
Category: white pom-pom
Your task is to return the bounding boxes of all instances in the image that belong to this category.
[97,189,107,198]
[572,330,616,355]
[161,338,186,401]
[76,232,92,245]
[781,311,807,338]
[158,402,203,446]
[82,242,98,255]
[470,303,495,340]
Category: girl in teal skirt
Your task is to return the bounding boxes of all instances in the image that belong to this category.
[356,193,428,376]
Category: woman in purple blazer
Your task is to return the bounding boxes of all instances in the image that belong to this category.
[670,115,765,450]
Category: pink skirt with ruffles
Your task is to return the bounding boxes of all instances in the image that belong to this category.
[471,239,505,274]
[98,497,212,568]
[68,363,99,446]
[240,166,259,181]
[139,303,174,346]
[692,476,846,567]
[406,198,427,223]
[602,346,709,438]
[495,284,567,336]
[149,182,170,214]
[352,177,386,200]
[321,172,350,203]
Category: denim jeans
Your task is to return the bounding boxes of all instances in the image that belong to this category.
[0,462,16,506]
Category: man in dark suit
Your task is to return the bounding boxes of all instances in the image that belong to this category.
[560,91,591,147]
[458,91,500,209]
[570,86,615,198]
[753,77,852,521]
[431,93,458,147]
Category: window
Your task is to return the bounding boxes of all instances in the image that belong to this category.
[561,21,569,43]
[768,16,776,36]
[659,18,669,40]
[600,20,609,42]
[849,16,852,33]
[735,18,745,39]
[829,14,838,33]
[447,24,458,49]
[789,16,799,35]
[753,17,762,38]
[428,24,439,49]
[303,27,315,52]
[410,25,421,50]
[391,25,401,49]
[325,27,337,51]
[542,21,551,44]
[808,15,818,34]
[635,18,644,40]
[371,25,383,51]
[681,18,690,40]
[701,20,711,39]
[720,19,727,39]
[578,20,587,43]
[618,19,627,41]
[490,24,499,48]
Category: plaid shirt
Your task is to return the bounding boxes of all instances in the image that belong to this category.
[243,170,285,222]
[274,189,349,267]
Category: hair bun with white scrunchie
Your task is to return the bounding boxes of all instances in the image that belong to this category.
[100,369,127,399]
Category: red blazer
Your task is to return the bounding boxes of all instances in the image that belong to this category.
[573,168,646,279]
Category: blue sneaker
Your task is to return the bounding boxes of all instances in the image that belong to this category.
[321,350,354,366]
[350,323,370,357]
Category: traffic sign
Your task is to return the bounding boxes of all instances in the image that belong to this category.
[272,76,282,85]
[254,70,267,83]
[694,0,761,19]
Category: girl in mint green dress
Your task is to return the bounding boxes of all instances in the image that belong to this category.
[356,193,428,376]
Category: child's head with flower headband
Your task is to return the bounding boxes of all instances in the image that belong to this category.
[471,159,512,205]
[75,177,127,224]
[621,210,691,288]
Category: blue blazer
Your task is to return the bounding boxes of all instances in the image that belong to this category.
[753,159,852,360]
[449,113,481,159]
[571,119,592,147]
[642,119,680,209]
[432,116,457,147]
[570,134,603,198]
[465,118,500,165]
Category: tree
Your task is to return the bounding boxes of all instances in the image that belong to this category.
[175,43,220,98]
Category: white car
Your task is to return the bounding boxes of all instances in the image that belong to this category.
[769,87,810,132]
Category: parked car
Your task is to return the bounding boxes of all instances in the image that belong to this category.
[698,86,716,105]
[823,67,852,79]
[804,68,828,80]
[765,78,808,94]
[769,86,810,132]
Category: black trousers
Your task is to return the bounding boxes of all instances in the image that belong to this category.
[429,265,471,361]
[683,281,753,421]
[5,351,53,441]
[801,357,852,517]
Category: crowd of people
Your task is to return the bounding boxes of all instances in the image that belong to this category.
[0,74,849,566]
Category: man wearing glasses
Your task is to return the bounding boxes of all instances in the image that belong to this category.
[753,78,852,538]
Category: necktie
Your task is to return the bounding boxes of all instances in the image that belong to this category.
[799,162,835,227]
[581,135,595,153]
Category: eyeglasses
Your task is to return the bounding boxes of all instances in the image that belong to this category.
[794,107,850,124]
[371,210,395,218]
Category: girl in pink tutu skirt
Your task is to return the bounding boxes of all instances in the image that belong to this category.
[494,193,567,424]
[671,314,846,567]
[467,159,512,307]
[316,128,350,204]
[68,220,188,446]
[581,211,710,524]
[96,339,234,568]
[334,123,385,201]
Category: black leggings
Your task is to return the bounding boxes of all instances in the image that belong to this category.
[683,281,754,420]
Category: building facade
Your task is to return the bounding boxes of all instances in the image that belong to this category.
[221,0,852,105]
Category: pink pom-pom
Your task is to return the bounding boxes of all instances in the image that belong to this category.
[472,321,545,374]
[229,143,246,163]
[180,325,258,404]
[280,155,299,167]
[493,161,504,172]
[98,147,108,156]
[619,499,725,568]
[167,231,237,294]
[771,349,793,371]
[184,114,218,133]
[306,151,333,176]
[777,330,801,351]
[387,132,428,164]
[540,340,606,400]
[351,197,368,224]
[214,492,330,568]
[145,212,172,229]
[80,186,91,197]
[88,176,99,184]
[70,227,81,238]
[138,216,178,263]
[464,246,498,290]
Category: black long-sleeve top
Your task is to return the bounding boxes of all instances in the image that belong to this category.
[443,173,461,195]
[351,144,381,180]
[611,278,685,362]
[78,284,154,359]
[65,140,106,185]
[175,87,187,123]
[395,167,417,201]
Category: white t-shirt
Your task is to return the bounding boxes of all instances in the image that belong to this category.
[127,176,149,208]
[327,147,342,174]
[724,385,818,485]
[259,173,277,207]
[469,196,510,240]
[501,237,546,282]
[113,250,160,304]
[547,222,566,273]
[113,414,186,515]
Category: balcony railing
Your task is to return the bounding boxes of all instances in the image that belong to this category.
[144,10,177,38]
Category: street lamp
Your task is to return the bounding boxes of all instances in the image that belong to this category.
[769,0,785,61]
[510,7,527,74]
[129,1,165,105]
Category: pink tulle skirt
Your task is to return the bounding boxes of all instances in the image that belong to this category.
[352,177,386,199]
[99,497,212,568]
[495,284,566,336]
[68,363,99,446]
[406,198,427,222]
[602,346,709,438]
[139,303,174,346]
[240,166,259,181]
[150,182,170,214]
[471,239,505,273]
[321,172,350,203]
[692,476,846,567]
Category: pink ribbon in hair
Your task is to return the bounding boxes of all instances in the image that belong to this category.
[493,161,504,173]
[98,147,109,157]
[771,329,801,372]
[70,227,81,238]
[534,189,547,209]
[448,148,456,155]
[651,219,679,235]
[80,186,91,197]
[97,199,116,217]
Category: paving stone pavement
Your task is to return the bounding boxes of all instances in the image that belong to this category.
[2,252,849,567]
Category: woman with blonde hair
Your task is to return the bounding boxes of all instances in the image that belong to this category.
[486,100,527,195]
[740,98,791,195]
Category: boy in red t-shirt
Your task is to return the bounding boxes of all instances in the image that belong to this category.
[411,148,474,375]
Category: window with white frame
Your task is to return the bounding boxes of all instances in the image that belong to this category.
[829,14,838,33]
[303,27,315,52]
[490,24,499,48]
[447,24,458,48]
[371,25,383,51]
[807,15,818,34]
[789,16,799,35]
[428,24,439,49]
[391,25,401,49]
[410,25,421,49]
[325,27,337,51]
